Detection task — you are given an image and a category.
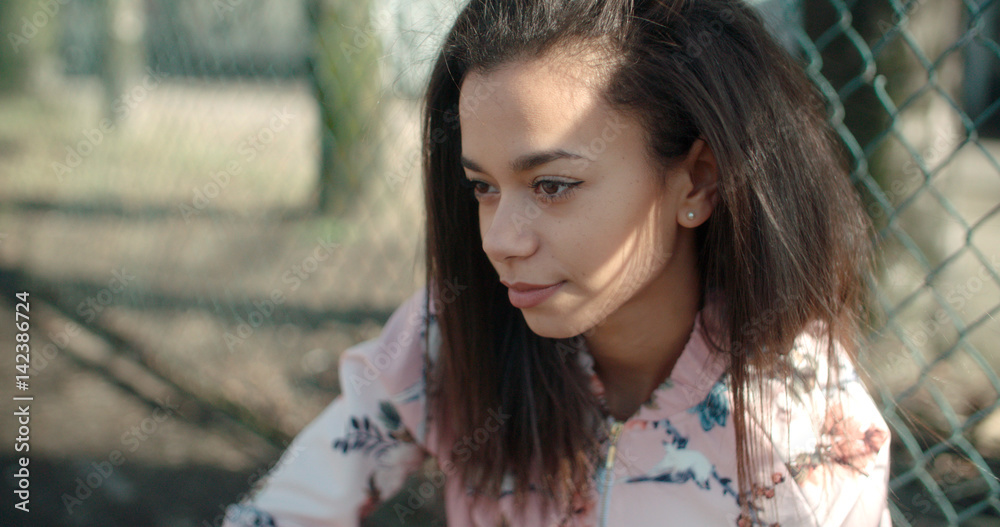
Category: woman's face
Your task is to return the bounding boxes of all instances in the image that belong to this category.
[458,52,708,339]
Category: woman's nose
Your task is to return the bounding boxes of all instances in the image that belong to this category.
[481,194,539,263]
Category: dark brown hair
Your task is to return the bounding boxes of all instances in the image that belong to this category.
[421,0,873,519]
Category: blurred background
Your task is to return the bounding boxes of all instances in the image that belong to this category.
[0,0,997,525]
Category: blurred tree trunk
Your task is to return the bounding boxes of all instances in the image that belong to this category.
[307,0,383,216]
[96,0,122,123]
[1,0,32,92]
[103,0,145,124]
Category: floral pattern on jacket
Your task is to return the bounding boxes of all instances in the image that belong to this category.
[222,287,892,526]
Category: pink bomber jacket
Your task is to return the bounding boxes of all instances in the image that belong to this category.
[222,287,892,526]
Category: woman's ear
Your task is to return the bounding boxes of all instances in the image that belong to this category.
[675,138,719,227]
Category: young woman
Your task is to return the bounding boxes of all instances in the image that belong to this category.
[223,0,891,525]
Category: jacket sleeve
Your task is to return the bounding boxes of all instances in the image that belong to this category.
[759,330,893,527]
[222,290,433,527]
[832,412,892,527]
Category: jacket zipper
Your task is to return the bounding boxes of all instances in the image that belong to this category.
[598,419,625,527]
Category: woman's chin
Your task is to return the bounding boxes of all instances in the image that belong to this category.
[522,313,586,340]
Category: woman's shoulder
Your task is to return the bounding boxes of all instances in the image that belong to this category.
[338,286,438,445]
[220,289,437,527]
[341,287,433,381]
[761,328,889,464]
[748,327,892,524]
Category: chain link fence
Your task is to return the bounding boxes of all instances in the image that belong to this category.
[779,0,1000,525]
[0,0,998,525]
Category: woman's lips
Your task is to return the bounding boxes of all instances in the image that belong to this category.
[505,281,564,309]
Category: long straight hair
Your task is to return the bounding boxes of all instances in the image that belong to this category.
[422,0,873,518]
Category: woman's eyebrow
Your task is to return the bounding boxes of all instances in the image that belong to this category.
[461,149,592,175]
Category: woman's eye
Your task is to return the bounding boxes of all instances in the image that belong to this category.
[461,177,580,202]
[460,178,496,200]
[532,179,581,202]
[471,181,495,197]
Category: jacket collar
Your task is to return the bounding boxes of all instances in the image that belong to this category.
[575,309,730,422]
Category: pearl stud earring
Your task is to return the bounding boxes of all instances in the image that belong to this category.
[686,211,696,220]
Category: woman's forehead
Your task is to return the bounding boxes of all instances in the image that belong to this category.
[458,58,630,158]
[461,60,601,112]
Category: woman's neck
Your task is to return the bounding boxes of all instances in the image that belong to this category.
[589,310,697,421]
[583,237,702,421]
